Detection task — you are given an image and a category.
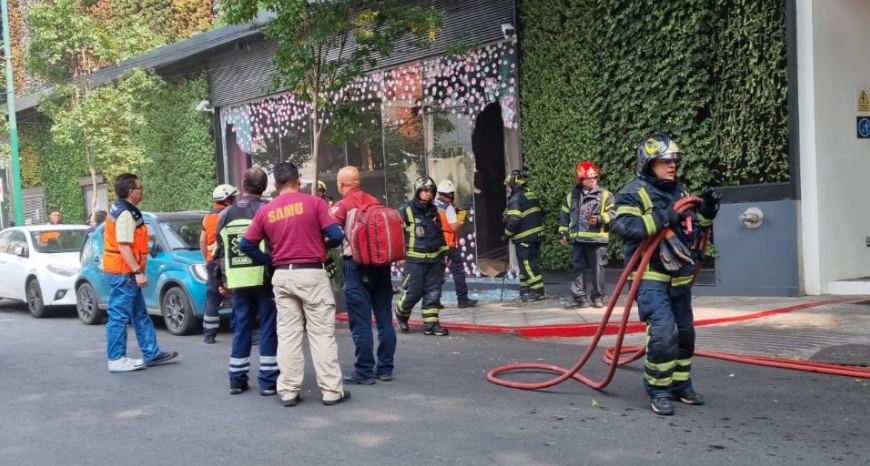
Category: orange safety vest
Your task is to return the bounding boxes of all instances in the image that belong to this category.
[103,201,149,274]
[202,204,225,262]
[434,198,457,248]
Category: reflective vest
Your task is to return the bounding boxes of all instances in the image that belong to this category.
[399,198,448,263]
[103,200,149,274]
[219,218,265,289]
[203,204,225,261]
[433,198,457,247]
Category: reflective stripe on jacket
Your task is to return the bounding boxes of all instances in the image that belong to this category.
[433,198,457,247]
[103,199,148,274]
[399,198,448,263]
[504,186,544,244]
[558,185,615,244]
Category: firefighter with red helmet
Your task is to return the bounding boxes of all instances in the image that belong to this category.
[559,161,615,309]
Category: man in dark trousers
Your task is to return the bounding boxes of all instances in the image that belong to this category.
[213,168,279,396]
[503,169,545,301]
[395,176,450,336]
[434,180,477,309]
[200,184,237,343]
[559,161,616,309]
[330,166,396,384]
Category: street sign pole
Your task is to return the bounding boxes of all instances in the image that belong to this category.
[1,0,24,225]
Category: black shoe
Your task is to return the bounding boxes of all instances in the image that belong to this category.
[282,396,301,407]
[395,312,410,333]
[650,397,674,416]
[672,387,705,406]
[564,298,591,309]
[343,373,376,385]
[423,324,449,336]
[145,351,179,367]
[530,292,546,302]
[592,298,605,308]
[229,380,249,395]
[259,387,277,396]
[457,299,478,308]
[204,334,216,344]
[323,389,351,406]
[377,373,393,382]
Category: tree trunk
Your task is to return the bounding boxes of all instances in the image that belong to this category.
[311,102,321,195]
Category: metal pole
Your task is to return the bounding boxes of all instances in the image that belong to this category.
[2,0,23,225]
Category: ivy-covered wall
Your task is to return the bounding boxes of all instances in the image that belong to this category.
[519,0,788,269]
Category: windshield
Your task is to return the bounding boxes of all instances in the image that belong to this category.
[30,230,87,254]
[160,219,203,251]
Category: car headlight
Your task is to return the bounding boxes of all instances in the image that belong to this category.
[190,263,208,282]
[47,264,79,277]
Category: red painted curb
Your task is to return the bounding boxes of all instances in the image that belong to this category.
[336,296,863,338]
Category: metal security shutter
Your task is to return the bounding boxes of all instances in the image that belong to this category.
[209,0,515,107]
[22,187,45,225]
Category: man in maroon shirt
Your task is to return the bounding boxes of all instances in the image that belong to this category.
[330,166,396,385]
[239,162,349,407]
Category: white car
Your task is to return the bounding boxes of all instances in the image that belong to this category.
[0,225,89,317]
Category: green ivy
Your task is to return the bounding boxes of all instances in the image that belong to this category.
[31,115,90,223]
[519,0,788,270]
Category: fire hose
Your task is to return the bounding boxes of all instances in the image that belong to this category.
[487,196,870,391]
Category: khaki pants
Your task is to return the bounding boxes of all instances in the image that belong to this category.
[272,268,344,402]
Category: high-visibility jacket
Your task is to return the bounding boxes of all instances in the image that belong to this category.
[398,198,448,263]
[611,177,711,291]
[504,186,544,244]
[103,199,149,274]
[203,203,226,262]
[433,197,458,247]
[217,196,268,289]
[558,185,615,244]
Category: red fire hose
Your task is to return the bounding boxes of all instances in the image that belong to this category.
[487,197,870,391]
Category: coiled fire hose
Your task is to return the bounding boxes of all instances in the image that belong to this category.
[487,197,870,391]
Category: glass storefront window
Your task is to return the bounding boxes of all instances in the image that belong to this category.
[382,65,425,208]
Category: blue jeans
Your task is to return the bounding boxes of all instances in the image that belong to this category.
[344,259,396,378]
[229,286,279,389]
[106,273,161,361]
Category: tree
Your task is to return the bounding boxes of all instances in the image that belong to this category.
[222,0,442,193]
[25,0,160,221]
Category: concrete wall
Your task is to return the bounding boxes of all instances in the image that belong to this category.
[798,0,870,293]
[712,200,801,296]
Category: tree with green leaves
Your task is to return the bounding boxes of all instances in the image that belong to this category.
[222,0,442,193]
[25,0,160,221]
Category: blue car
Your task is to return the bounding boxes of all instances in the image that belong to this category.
[75,211,231,335]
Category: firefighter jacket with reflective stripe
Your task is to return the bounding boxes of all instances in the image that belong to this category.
[558,185,615,244]
[399,198,448,263]
[216,196,268,289]
[103,199,148,274]
[612,177,709,288]
[203,204,226,261]
[433,197,458,247]
[504,186,544,244]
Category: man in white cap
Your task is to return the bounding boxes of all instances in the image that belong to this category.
[434,180,477,308]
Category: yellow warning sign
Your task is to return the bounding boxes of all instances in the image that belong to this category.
[859,90,870,112]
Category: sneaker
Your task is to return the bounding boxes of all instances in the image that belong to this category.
[672,387,705,406]
[282,396,301,407]
[323,389,352,406]
[204,334,216,344]
[229,380,249,395]
[650,397,674,416]
[145,351,179,367]
[457,299,478,308]
[377,373,394,382]
[592,298,605,308]
[259,388,277,396]
[108,357,146,373]
[564,298,591,309]
[395,313,410,333]
[423,324,449,336]
[343,373,376,385]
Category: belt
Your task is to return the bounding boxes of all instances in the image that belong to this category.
[275,263,325,270]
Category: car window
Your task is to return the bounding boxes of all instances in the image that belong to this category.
[30,230,87,254]
[9,231,28,256]
[159,219,204,251]
[0,230,12,253]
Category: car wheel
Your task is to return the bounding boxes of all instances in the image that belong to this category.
[27,279,47,318]
[76,282,106,325]
[161,287,199,336]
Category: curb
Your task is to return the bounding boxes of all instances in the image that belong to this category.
[335,297,862,339]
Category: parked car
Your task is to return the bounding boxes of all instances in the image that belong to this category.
[76,211,231,335]
[0,225,88,317]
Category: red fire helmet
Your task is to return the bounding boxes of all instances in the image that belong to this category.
[575,161,600,183]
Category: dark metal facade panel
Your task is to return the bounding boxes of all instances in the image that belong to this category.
[209,0,515,107]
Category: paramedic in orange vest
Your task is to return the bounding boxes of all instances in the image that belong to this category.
[200,184,238,343]
[103,173,178,373]
[434,180,477,308]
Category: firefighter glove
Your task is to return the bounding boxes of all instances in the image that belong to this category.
[699,189,721,220]
[659,229,695,272]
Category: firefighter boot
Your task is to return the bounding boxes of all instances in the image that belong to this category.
[672,387,705,406]
[650,397,674,416]
[423,323,450,336]
[519,286,530,302]
[395,305,410,333]
[529,288,546,301]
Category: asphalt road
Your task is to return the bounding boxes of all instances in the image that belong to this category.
[1,301,868,466]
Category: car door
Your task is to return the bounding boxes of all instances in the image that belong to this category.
[4,231,31,301]
[142,219,163,310]
[0,230,14,298]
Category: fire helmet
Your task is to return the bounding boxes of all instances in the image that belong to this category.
[575,161,599,184]
[212,184,238,202]
[413,176,437,196]
[437,180,456,194]
[637,132,683,176]
[504,169,527,190]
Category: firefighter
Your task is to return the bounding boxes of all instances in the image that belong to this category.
[611,132,720,416]
[395,176,450,336]
[559,161,616,309]
[434,180,478,309]
[503,169,545,301]
[200,184,238,344]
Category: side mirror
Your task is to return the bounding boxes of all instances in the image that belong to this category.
[14,246,26,257]
[148,240,159,257]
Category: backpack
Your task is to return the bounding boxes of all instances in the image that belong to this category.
[350,205,406,266]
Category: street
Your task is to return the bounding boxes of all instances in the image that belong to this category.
[1,300,868,466]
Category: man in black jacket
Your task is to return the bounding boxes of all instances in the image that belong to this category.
[503,170,545,302]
